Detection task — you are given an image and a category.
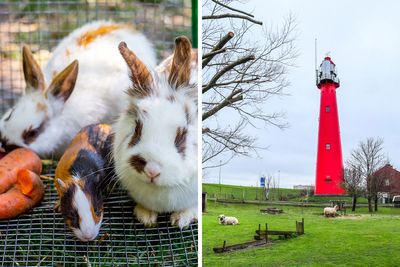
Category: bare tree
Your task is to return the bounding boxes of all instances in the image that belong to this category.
[342,166,364,211]
[202,0,298,168]
[371,162,391,211]
[347,137,386,212]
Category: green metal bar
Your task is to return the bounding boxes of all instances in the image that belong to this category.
[191,0,198,48]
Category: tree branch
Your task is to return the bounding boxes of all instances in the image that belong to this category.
[211,0,255,18]
[202,89,243,121]
[202,55,255,93]
[212,77,259,87]
[202,48,227,59]
[202,32,234,68]
[203,14,263,26]
[202,2,298,167]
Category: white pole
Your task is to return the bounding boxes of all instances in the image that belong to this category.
[219,160,222,194]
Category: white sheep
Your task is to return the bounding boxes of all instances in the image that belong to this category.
[218,214,239,225]
[323,205,339,217]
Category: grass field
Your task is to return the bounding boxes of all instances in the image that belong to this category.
[203,201,400,267]
[203,183,302,201]
[203,183,370,203]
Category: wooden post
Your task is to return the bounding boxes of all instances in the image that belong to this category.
[265,223,268,244]
[302,218,305,234]
[191,0,198,48]
[202,192,207,212]
[223,240,226,252]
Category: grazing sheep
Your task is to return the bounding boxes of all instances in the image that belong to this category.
[218,214,239,225]
[323,205,339,217]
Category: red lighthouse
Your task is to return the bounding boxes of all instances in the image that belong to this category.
[315,56,345,195]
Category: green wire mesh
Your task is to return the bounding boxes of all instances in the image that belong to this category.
[0,176,198,266]
[0,1,197,266]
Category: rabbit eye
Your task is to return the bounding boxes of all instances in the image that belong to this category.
[22,122,46,144]
[175,127,187,156]
[22,128,39,144]
[129,155,146,173]
[128,120,143,147]
[3,108,15,122]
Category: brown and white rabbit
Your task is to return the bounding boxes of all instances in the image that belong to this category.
[113,36,198,228]
[0,21,156,159]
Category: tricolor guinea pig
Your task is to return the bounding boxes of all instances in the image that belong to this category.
[55,123,114,241]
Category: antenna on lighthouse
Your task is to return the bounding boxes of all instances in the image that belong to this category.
[315,38,318,85]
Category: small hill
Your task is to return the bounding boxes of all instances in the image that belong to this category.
[202,183,368,203]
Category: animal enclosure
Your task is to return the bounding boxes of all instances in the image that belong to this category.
[0,0,194,114]
[0,1,197,266]
[0,175,198,266]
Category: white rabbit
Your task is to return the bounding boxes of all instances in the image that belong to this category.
[0,21,156,158]
[113,36,198,229]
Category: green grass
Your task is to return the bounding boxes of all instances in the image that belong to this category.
[203,183,369,203]
[203,183,303,201]
[203,201,400,266]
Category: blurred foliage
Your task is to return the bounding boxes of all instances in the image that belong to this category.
[4,0,189,42]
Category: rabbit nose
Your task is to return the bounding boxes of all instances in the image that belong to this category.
[144,162,161,181]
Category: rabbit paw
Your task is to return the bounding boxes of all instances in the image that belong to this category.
[134,204,158,227]
[170,208,198,229]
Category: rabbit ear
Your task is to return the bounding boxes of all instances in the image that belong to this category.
[168,36,192,88]
[118,42,153,98]
[45,60,79,102]
[22,46,45,93]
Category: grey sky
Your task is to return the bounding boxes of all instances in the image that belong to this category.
[203,1,400,188]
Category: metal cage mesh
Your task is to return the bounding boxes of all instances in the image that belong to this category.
[0,0,193,114]
[0,1,197,266]
[0,176,198,266]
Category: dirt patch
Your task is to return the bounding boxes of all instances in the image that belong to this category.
[333,214,400,220]
[335,214,363,220]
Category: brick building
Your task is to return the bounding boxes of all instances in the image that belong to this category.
[375,164,400,202]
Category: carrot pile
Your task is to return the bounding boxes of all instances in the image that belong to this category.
[0,148,44,220]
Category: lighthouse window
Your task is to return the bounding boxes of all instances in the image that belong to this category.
[325,106,330,112]
[325,143,331,150]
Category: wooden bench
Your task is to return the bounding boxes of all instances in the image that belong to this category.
[213,219,305,254]
[213,239,271,253]
[255,218,304,240]
[260,207,283,214]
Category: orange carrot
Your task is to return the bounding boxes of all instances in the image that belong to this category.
[0,170,44,220]
[17,169,44,203]
[0,148,42,194]
[0,188,32,219]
